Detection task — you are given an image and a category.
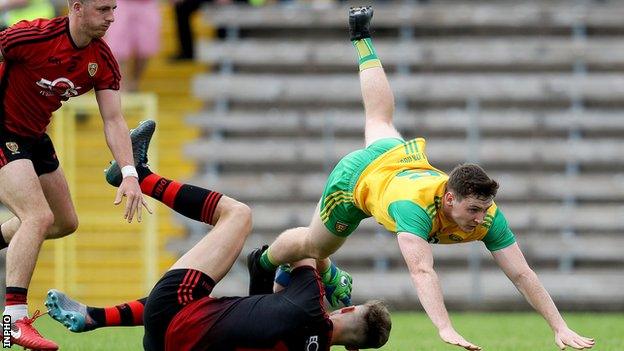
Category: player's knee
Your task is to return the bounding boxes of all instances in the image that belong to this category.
[23,209,55,237]
[313,245,335,259]
[230,201,252,235]
[49,214,79,239]
[304,232,334,259]
[218,197,252,234]
[39,210,55,230]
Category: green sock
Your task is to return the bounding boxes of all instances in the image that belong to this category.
[259,250,278,272]
[352,38,382,71]
[320,263,338,284]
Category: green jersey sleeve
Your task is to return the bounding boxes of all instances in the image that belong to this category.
[482,209,516,251]
[388,200,432,241]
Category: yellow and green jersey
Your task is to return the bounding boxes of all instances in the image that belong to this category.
[353,138,515,251]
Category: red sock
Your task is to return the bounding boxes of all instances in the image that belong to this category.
[5,286,27,306]
[139,172,223,225]
[88,298,146,327]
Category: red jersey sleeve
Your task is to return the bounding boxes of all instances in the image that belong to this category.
[93,39,121,91]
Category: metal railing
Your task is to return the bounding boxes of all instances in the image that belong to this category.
[50,92,159,295]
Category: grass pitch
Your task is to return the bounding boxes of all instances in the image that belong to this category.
[10,312,623,350]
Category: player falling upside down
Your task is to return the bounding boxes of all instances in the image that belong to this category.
[45,120,392,351]
[246,6,595,351]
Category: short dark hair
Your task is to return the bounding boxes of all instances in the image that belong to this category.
[360,300,392,348]
[447,163,498,200]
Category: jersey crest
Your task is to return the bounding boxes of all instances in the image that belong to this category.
[88,62,98,77]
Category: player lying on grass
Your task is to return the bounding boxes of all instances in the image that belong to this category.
[247,6,595,351]
[45,120,392,351]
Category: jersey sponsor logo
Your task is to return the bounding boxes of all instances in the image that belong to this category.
[334,221,349,233]
[36,77,81,99]
[399,154,424,163]
[305,335,319,351]
[88,63,98,77]
[397,169,442,180]
[449,233,463,242]
[5,142,19,155]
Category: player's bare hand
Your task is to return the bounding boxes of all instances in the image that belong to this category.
[554,327,595,350]
[114,176,152,222]
[439,328,482,351]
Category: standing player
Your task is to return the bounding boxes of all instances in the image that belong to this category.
[44,122,392,350]
[0,0,148,348]
[248,6,595,351]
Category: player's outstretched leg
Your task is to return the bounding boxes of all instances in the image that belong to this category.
[105,119,156,187]
[104,120,222,225]
[45,289,146,332]
[349,6,401,147]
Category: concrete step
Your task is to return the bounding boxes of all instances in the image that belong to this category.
[193,73,624,104]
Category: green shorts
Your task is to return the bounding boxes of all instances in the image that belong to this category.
[319,137,404,237]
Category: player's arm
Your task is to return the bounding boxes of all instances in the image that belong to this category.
[491,244,595,350]
[397,233,482,351]
[95,89,147,223]
[390,199,478,347]
[273,258,317,292]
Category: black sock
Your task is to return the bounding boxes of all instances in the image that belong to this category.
[87,297,147,327]
[5,286,27,306]
[139,171,223,225]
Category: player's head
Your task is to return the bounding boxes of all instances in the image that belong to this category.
[329,300,392,349]
[67,0,116,39]
[444,163,498,232]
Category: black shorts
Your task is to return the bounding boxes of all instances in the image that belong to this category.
[0,130,59,176]
[143,269,216,351]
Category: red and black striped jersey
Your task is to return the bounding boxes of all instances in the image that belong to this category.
[163,267,333,351]
[0,17,120,137]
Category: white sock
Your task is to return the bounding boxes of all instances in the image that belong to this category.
[3,304,28,321]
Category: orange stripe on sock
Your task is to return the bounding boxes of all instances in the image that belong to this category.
[127,300,145,325]
[105,306,121,326]
[162,180,183,207]
[140,174,161,195]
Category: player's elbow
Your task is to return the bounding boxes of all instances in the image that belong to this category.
[510,268,538,286]
[409,262,436,278]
